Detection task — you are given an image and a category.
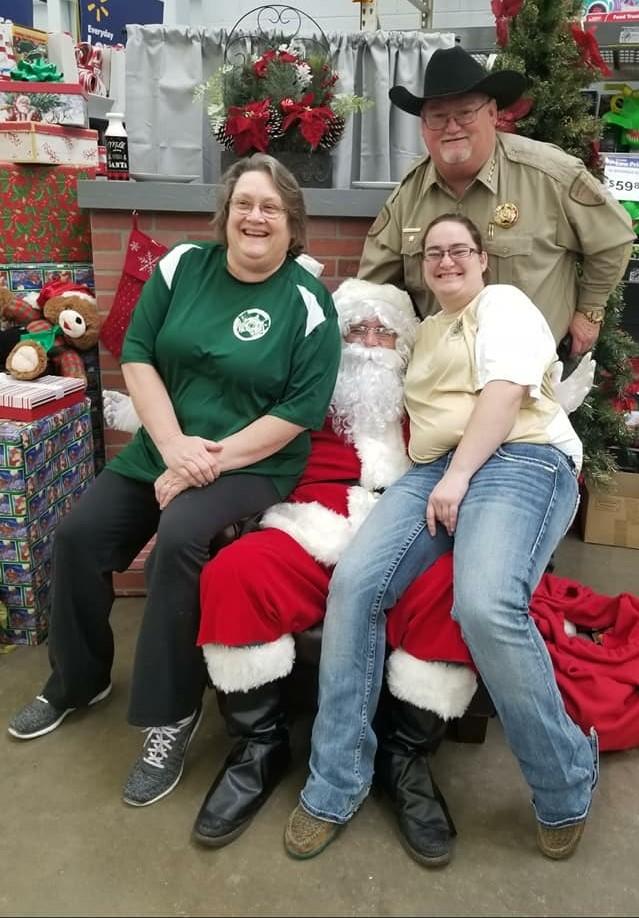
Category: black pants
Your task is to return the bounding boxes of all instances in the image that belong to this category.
[42,469,279,726]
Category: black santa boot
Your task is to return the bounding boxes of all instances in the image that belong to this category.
[193,679,291,847]
[375,689,456,867]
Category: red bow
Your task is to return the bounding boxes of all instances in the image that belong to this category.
[491,0,523,47]
[280,93,334,149]
[570,24,612,78]
[253,49,299,78]
[495,96,533,133]
[225,100,272,155]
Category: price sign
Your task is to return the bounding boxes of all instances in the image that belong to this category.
[603,154,639,202]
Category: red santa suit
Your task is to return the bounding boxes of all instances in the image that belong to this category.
[198,413,478,722]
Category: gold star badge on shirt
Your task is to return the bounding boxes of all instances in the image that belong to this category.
[494,202,519,228]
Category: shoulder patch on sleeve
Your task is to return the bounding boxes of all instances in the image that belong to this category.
[159,243,201,289]
[569,172,606,207]
[297,284,326,337]
[368,205,391,238]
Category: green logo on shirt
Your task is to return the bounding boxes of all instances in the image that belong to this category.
[233,309,272,341]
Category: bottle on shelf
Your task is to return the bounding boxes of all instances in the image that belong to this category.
[104,112,129,181]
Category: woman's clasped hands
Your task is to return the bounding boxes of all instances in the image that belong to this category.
[155,433,223,509]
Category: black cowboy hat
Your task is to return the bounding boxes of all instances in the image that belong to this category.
[389,45,528,117]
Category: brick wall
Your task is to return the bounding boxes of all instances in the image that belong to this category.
[90,210,373,593]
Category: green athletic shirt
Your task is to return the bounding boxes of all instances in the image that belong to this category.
[107,242,341,498]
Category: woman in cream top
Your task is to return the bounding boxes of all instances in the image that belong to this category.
[290,213,597,868]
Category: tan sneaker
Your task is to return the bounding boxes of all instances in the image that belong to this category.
[284,804,341,859]
[536,818,587,860]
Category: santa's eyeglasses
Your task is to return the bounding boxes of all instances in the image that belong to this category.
[347,325,397,340]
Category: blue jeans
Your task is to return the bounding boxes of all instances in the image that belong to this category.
[301,442,598,828]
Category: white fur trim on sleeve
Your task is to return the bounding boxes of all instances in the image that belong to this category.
[347,486,379,538]
[202,634,295,692]
[352,421,410,491]
[386,648,478,721]
[260,501,351,566]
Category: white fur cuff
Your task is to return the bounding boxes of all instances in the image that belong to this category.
[260,501,351,566]
[386,648,477,721]
[202,634,295,693]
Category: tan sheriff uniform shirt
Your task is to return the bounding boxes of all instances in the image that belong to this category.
[359,132,635,342]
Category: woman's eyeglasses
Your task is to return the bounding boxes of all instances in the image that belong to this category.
[230,198,287,219]
[348,325,397,340]
[423,245,480,263]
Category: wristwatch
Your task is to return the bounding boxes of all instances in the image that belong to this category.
[579,308,605,325]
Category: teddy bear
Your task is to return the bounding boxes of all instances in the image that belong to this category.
[1,280,101,382]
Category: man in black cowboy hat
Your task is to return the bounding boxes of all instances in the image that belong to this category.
[359,44,634,357]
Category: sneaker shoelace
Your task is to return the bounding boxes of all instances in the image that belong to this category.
[141,712,194,770]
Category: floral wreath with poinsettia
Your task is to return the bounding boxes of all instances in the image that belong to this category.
[195,44,371,156]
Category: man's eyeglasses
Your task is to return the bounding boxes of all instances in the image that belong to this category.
[348,325,397,339]
[230,198,287,219]
[421,99,491,131]
[423,245,480,263]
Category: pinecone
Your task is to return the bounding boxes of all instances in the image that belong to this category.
[318,115,345,151]
[267,104,284,143]
[214,121,236,151]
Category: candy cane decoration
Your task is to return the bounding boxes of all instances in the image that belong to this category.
[75,42,107,95]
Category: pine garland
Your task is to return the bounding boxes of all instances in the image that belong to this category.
[495,0,639,487]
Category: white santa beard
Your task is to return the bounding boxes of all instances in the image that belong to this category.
[329,343,406,440]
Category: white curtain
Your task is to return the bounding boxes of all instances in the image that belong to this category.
[125,25,454,185]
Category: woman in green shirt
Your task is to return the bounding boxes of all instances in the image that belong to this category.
[8,154,341,813]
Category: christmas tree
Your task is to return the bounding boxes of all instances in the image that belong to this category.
[492,0,638,485]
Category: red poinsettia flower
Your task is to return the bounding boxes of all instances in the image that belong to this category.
[280,93,334,149]
[225,100,272,154]
[496,96,533,133]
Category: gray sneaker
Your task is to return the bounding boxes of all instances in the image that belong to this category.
[122,706,203,807]
[8,684,112,740]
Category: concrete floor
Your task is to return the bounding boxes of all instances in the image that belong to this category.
[1,533,638,918]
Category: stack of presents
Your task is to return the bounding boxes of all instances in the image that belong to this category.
[0,21,113,646]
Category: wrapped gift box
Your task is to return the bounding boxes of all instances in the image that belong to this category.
[0,373,86,421]
[0,123,98,166]
[0,261,95,295]
[0,165,96,262]
[0,398,94,646]
[0,81,88,127]
[11,26,48,66]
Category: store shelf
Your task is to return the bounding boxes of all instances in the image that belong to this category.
[87,94,114,121]
[454,23,639,71]
[77,179,390,217]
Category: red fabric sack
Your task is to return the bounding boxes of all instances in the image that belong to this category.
[99,214,168,359]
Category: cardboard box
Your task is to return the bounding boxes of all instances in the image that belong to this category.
[581,471,639,550]
[0,399,94,645]
[0,80,88,128]
[0,123,97,166]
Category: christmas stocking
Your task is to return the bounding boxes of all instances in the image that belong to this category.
[99,213,168,358]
